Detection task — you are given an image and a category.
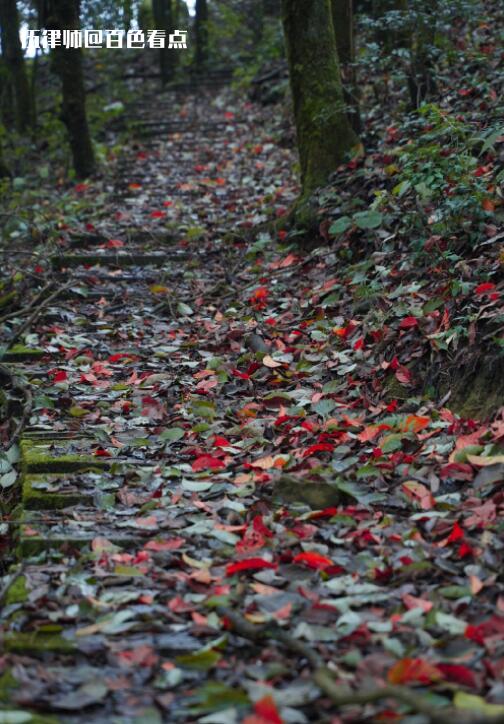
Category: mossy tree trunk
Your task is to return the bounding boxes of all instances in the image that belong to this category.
[45,0,95,178]
[153,0,175,85]
[0,0,33,132]
[281,0,360,199]
[331,0,361,133]
[0,136,10,178]
[194,0,208,71]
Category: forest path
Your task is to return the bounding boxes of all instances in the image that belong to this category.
[0,80,503,724]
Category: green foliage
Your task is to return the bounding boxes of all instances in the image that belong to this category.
[391,104,499,246]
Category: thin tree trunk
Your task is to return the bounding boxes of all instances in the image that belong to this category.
[0,136,10,178]
[194,0,208,71]
[0,0,33,132]
[0,59,16,129]
[123,0,133,30]
[45,0,95,178]
[331,0,361,133]
[153,0,175,85]
[282,0,360,198]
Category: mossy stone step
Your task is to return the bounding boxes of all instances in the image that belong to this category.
[17,509,145,556]
[1,345,45,362]
[0,669,61,721]
[51,253,171,269]
[3,631,76,655]
[22,473,96,510]
[20,438,111,475]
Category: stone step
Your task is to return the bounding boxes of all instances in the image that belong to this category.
[51,252,174,270]
[0,345,46,363]
[20,437,112,475]
[16,508,148,555]
[22,470,115,510]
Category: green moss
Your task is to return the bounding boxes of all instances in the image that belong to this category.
[383,374,411,402]
[0,291,17,310]
[449,355,504,420]
[3,575,28,605]
[20,439,109,474]
[0,668,20,702]
[3,631,75,655]
[273,476,340,509]
[1,345,45,362]
[282,0,361,196]
[22,474,92,510]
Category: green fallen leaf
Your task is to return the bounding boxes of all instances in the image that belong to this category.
[176,649,222,670]
[353,210,383,229]
[454,692,504,716]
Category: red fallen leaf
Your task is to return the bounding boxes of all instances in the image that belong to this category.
[278,230,287,241]
[74,183,88,192]
[400,316,419,329]
[458,541,474,558]
[244,695,283,724]
[446,521,464,543]
[292,551,333,570]
[474,165,491,177]
[302,442,334,457]
[150,210,166,218]
[50,369,68,383]
[213,436,232,448]
[440,462,473,481]
[481,198,495,212]
[358,424,392,442]
[475,282,496,295]
[223,111,234,119]
[253,515,274,538]
[402,480,435,510]
[395,365,412,385]
[107,238,124,248]
[401,415,430,433]
[128,183,142,190]
[162,200,173,207]
[231,368,250,380]
[108,353,137,363]
[387,658,442,685]
[465,624,485,645]
[226,558,277,575]
[436,663,477,688]
[308,507,339,519]
[94,447,111,457]
[34,265,44,273]
[192,455,226,472]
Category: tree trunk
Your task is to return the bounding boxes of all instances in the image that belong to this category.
[331,0,361,133]
[331,0,353,64]
[281,0,360,198]
[0,136,10,178]
[0,59,16,129]
[194,0,208,71]
[0,0,33,132]
[153,0,175,85]
[45,0,95,178]
[123,0,133,30]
